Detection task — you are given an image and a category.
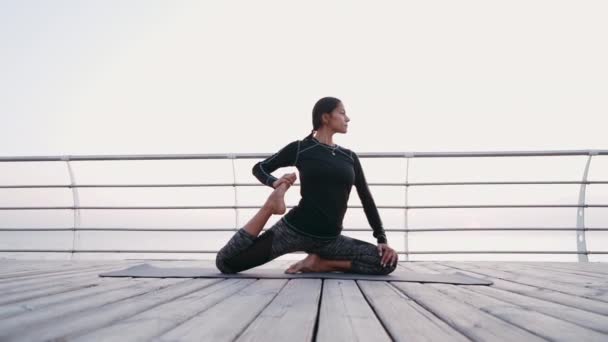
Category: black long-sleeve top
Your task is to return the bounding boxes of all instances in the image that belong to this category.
[252,136,387,244]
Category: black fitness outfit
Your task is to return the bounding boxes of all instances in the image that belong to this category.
[252,137,387,243]
[215,137,396,275]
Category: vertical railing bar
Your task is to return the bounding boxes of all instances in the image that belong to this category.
[576,152,596,262]
[64,157,80,261]
[404,153,412,262]
[230,155,239,231]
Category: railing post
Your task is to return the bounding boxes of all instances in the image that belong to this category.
[576,151,596,262]
[63,157,81,260]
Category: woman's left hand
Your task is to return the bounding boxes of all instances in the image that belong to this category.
[377,243,398,267]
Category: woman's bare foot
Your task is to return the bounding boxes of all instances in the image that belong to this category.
[265,182,289,215]
[284,254,321,274]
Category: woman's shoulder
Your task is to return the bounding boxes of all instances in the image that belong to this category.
[336,145,356,160]
[293,138,357,158]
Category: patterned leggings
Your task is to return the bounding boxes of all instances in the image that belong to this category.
[215,218,397,275]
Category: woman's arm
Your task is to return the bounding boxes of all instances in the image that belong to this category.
[252,140,300,188]
[353,152,387,244]
[353,152,398,266]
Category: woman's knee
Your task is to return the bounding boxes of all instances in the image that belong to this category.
[377,261,397,275]
[215,250,237,274]
[215,229,278,274]
[369,251,399,275]
[378,252,399,275]
[351,257,397,275]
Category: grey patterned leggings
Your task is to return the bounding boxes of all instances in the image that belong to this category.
[215,218,397,275]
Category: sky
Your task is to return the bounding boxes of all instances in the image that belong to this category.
[0,0,606,156]
[0,1,606,261]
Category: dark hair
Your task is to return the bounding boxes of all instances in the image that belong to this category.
[303,97,342,140]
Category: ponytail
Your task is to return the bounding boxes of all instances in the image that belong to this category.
[303,129,315,141]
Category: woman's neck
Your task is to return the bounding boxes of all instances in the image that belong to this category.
[313,130,336,147]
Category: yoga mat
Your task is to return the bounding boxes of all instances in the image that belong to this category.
[99,263,493,285]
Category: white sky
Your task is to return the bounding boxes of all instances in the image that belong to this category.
[1,1,606,261]
[1,0,606,156]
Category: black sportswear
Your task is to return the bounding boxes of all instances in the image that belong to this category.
[252,137,387,244]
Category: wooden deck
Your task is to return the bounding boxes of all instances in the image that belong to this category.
[0,260,607,341]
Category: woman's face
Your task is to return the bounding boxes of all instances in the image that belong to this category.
[324,102,350,133]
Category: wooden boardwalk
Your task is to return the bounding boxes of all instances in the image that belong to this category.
[0,259,607,341]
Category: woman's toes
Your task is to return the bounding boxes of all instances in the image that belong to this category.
[284,262,300,274]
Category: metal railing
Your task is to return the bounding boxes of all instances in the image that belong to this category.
[1,149,607,261]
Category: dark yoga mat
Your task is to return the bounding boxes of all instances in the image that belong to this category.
[99,263,493,285]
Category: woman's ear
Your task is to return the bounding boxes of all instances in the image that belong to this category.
[322,112,331,125]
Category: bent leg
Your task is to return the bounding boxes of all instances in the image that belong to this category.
[215,219,311,273]
[311,235,398,275]
[215,182,291,273]
[215,226,275,274]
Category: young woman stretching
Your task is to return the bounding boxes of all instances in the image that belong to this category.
[215,97,399,275]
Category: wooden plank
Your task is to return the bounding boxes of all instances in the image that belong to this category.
[397,262,437,274]
[426,262,608,316]
[0,262,143,305]
[408,262,608,334]
[527,262,608,278]
[392,281,545,341]
[476,262,608,288]
[483,261,608,276]
[237,279,321,342]
[0,278,185,341]
[460,261,608,294]
[0,260,130,279]
[315,280,390,342]
[0,261,139,293]
[0,259,115,269]
[357,280,470,342]
[544,262,608,275]
[0,278,148,319]
[0,260,136,282]
[1,277,223,342]
[0,276,125,306]
[454,283,608,334]
[158,279,287,342]
[430,283,608,341]
[440,262,608,303]
[0,260,85,274]
[73,279,256,342]
[514,262,608,280]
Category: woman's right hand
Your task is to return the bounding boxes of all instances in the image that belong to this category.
[273,172,297,189]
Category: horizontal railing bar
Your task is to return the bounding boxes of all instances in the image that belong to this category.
[389,227,608,232]
[1,149,606,162]
[1,227,606,232]
[2,180,608,189]
[405,181,608,186]
[1,204,607,210]
[0,249,606,254]
[405,251,608,254]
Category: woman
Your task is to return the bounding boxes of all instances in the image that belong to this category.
[215,97,399,275]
